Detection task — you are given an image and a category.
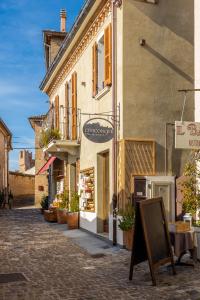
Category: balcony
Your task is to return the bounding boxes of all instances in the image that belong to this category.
[40,107,81,160]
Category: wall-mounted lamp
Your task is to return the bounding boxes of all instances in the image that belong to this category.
[139,38,146,46]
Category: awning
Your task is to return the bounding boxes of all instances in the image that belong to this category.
[37,156,56,175]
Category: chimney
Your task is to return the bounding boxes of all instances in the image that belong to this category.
[60,9,66,32]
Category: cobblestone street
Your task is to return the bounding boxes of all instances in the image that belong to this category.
[0,208,200,300]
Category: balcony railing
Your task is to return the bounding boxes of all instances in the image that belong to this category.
[41,106,81,146]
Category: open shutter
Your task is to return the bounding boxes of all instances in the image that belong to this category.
[65,82,69,139]
[55,95,59,130]
[92,42,98,97]
[104,23,112,86]
[72,72,77,140]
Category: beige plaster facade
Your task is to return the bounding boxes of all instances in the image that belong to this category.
[39,0,194,243]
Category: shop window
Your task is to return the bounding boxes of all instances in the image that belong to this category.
[79,167,95,212]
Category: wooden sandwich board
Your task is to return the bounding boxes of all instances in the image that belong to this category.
[129,197,176,286]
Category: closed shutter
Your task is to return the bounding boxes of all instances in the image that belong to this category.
[72,72,77,140]
[104,23,112,86]
[55,95,59,130]
[92,42,98,97]
[65,82,69,139]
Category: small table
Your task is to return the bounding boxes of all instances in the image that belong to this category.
[170,230,197,265]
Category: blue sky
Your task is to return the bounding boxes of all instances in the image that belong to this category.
[0,0,85,170]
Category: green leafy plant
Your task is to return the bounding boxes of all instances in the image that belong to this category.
[193,220,200,227]
[118,203,135,231]
[39,128,61,148]
[58,190,69,209]
[69,192,79,212]
[40,194,49,210]
[181,150,200,216]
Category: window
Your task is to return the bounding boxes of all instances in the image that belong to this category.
[65,72,77,140]
[54,95,59,129]
[60,105,64,138]
[92,23,112,97]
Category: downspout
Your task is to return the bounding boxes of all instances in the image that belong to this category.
[112,0,118,246]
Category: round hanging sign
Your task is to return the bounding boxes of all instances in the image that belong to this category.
[83,118,114,143]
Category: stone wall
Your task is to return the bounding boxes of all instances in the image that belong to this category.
[9,172,35,207]
[34,121,49,207]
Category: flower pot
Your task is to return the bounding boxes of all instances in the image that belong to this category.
[41,208,44,214]
[123,228,134,250]
[192,226,200,260]
[44,210,57,222]
[49,206,57,222]
[57,209,68,224]
[67,212,79,229]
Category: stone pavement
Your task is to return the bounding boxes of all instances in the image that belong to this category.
[0,209,200,300]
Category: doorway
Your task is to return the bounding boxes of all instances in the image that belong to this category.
[97,151,110,234]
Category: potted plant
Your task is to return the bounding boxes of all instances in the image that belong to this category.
[40,194,49,214]
[118,203,135,250]
[57,190,69,224]
[181,151,200,219]
[39,128,61,148]
[181,151,200,259]
[68,192,79,229]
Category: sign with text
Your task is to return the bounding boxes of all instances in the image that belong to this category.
[175,121,200,149]
[83,118,114,143]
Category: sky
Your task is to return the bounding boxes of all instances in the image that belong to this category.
[0,0,85,171]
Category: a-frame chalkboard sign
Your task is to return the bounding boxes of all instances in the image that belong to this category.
[129,197,176,286]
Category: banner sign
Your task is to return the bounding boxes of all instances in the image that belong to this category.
[83,118,114,143]
[175,121,200,149]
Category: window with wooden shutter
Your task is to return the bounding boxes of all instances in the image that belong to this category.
[65,82,69,139]
[71,72,77,140]
[54,95,59,130]
[92,42,98,97]
[104,23,112,86]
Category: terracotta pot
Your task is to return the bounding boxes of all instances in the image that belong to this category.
[41,208,44,214]
[67,212,79,229]
[123,228,134,251]
[49,206,58,222]
[44,210,57,222]
[57,209,68,224]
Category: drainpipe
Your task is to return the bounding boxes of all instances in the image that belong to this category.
[112,0,118,246]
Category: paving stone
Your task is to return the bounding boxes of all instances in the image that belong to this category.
[0,208,200,299]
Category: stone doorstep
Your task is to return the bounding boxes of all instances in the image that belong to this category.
[48,223,122,256]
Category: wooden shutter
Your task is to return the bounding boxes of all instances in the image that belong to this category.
[72,72,77,140]
[104,23,112,86]
[92,42,98,97]
[65,82,69,139]
[55,95,59,130]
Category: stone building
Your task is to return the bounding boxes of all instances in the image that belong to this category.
[29,115,48,206]
[9,172,35,207]
[39,0,194,244]
[19,150,35,173]
[0,118,12,199]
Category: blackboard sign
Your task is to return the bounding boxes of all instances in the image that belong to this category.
[129,197,176,285]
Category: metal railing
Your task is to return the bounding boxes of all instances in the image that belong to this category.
[42,107,81,142]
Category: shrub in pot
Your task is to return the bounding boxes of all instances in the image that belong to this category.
[118,203,135,250]
[68,192,79,230]
[40,195,49,214]
[57,190,69,224]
